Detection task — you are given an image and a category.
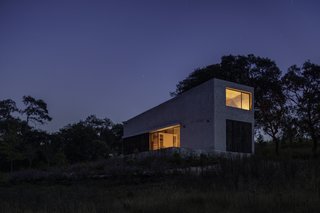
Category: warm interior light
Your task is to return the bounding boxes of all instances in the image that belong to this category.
[149,125,180,150]
[226,88,251,110]
[226,89,242,108]
[241,92,250,110]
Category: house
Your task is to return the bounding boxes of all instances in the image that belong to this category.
[122,78,254,155]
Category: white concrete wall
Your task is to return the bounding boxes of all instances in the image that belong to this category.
[213,79,255,153]
[123,79,215,150]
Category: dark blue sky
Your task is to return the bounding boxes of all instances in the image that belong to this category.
[1,0,319,132]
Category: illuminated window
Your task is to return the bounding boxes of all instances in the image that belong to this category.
[226,88,251,110]
[149,125,180,151]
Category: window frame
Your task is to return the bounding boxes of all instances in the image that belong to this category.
[225,88,252,111]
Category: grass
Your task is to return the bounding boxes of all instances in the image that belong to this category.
[0,178,319,213]
[1,142,320,213]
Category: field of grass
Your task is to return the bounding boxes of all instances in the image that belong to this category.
[0,143,320,213]
[1,178,319,213]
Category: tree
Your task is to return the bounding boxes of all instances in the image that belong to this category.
[83,115,122,152]
[171,64,222,96]
[255,90,287,155]
[83,115,113,135]
[42,132,65,167]
[110,123,123,153]
[0,119,25,172]
[0,99,18,120]
[58,115,122,163]
[111,123,123,141]
[22,96,52,126]
[60,122,103,163]
[22,130,48,168]
[0,99,28,171]
[172,54,285,154]
[281,112,299,144]
[283,62,320,156]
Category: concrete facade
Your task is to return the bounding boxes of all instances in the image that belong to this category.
[213,79,254,153]
[123,78,254,153]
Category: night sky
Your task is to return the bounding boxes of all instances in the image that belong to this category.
[1,0,319,132]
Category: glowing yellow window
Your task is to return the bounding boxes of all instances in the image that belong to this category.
[241,92,250,110]
[226,88,251,110]
[149,125,180,151]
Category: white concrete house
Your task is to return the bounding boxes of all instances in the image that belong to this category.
[123,78,254,154]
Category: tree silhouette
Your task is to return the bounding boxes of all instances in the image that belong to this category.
[283,62,320,156]
[22,96,52,126]
[0,119,25,172]
[0,99,18,120]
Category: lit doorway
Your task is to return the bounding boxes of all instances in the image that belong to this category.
[149,125,180,150]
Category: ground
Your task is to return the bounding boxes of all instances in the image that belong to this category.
[0,177,319,213]
[0,142,320,213]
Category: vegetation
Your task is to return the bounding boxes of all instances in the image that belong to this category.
[0,97,123,172]
[283,62,320,156]
[0,142,319,213]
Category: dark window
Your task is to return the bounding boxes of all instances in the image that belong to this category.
[123,133,149,154]
[226,119,252,153]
